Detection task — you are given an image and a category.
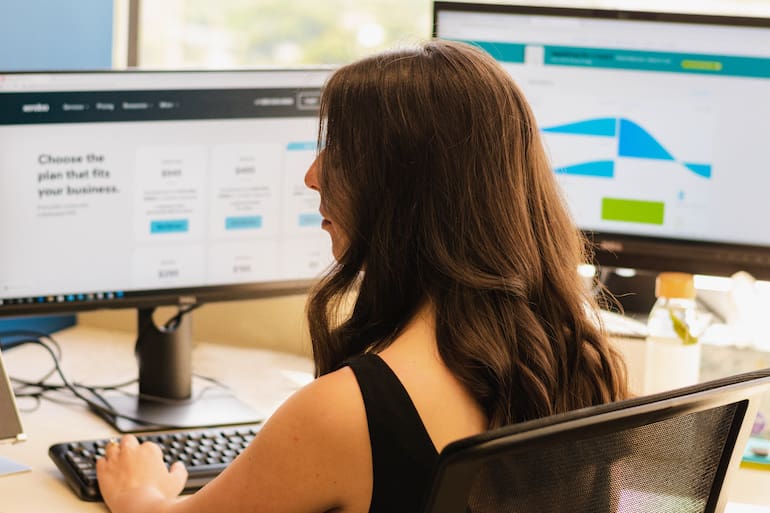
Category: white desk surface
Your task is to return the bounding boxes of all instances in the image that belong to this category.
[0,325,768,512]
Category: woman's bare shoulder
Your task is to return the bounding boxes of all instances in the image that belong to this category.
[282,365,368,431]
[177,365,372,513]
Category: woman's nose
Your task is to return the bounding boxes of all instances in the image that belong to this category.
[304,157,319,191]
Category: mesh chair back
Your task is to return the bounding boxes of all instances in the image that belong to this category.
[422,369,770,513]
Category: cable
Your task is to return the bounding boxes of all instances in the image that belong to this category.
[12,371,139,400]
[133,304,201,357]
[164,303,202,330]
[8,338,152,423]
[3,334,63,397]
[5,330,251,429]
[4,337,191,429]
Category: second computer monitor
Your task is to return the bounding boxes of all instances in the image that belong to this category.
[435,3,770,279]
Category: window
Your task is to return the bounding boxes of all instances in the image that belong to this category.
[138,0,431,67]
[137,0,770,68]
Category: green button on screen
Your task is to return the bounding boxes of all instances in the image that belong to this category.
[601,197,664,225]
[681,59,723,71]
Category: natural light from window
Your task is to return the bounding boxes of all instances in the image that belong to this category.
[138,0,770,68]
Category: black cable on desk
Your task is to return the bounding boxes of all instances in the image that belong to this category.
[2,337,160,426]
[1,324,246,429]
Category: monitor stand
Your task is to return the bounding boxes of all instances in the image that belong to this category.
[93,307,262,433]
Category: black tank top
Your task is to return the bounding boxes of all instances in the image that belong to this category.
[347,353,440,513]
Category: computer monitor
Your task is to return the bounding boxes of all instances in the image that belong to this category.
[434,3,770,284]
[0,68,334,431]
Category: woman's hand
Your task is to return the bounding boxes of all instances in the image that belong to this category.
[96,434,188,513]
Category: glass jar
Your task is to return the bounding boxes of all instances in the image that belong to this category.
[644,272,710,394]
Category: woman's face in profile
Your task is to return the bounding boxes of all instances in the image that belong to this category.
[304,154,347,260]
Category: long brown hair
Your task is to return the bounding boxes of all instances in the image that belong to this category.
[307,40,628,428]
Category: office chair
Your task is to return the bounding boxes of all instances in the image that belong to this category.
[422,369,770,513]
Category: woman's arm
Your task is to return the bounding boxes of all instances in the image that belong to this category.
[96,367,372,513]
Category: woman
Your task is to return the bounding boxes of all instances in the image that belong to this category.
[96,39,628,513]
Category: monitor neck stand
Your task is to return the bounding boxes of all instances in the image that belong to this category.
[93,306,262,433]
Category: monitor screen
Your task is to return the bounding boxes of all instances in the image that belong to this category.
[0,69,333,317]
[434,2,770,279]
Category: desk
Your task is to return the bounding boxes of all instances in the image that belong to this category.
[0,326,314,512]
[0,326,768,512]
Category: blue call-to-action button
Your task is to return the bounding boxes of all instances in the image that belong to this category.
[150,219,189,234]
[298,213,322,227]
[287,141,317,151]
[225,215,263,230]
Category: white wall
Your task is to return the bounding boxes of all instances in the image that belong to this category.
[78,294,312,357]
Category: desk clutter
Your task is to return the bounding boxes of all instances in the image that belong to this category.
[742,437,770,471]
[602,279,770,476]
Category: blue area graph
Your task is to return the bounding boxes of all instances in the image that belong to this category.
[542,117,711,179]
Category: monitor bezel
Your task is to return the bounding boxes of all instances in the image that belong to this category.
[0,279,319,317]
[433,2,770,280]
[0,67,335,318]
[433,1,770,32]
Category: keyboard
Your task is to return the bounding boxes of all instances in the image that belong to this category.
[48,424,262,501]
